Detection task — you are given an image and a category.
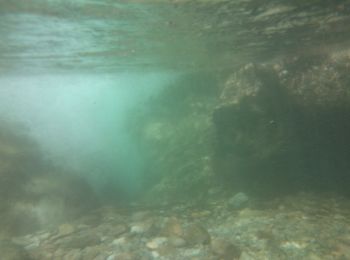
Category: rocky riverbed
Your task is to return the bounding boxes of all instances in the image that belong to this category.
[3,192,350,260]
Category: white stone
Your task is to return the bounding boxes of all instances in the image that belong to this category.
[106,254,116,260]
[112,237,126,245]
[146,237,167,250]
[130,225,145,234]
[151,251,160,258]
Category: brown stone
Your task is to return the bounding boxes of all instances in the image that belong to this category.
[211,238,241,260]
[59,233,100,249]
[161,217,183,237]
[183,224,211,245]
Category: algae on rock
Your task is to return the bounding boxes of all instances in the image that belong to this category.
[213,53,350,196]
[127,74,220,203]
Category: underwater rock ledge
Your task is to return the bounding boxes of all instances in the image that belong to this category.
[213,53,350,195]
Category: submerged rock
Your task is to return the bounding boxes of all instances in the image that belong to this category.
[161,217,184,237]
[213,56,350,195]
[58,233,101,249]
[211,238,241,260]
[183,224,211,245]
[146,237,168,250]
[228,192,249,210]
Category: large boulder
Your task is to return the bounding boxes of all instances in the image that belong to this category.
[0,120,98,236]
[213,54,350,195]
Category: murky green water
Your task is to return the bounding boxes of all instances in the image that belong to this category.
[1,2,350,257]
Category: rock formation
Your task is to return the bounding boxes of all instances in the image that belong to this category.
[213,52,350,195]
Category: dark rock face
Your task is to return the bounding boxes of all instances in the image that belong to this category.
[279,54,350,111]
[0,120,99,237]
[213,55,350,195]
[213,63,301,194]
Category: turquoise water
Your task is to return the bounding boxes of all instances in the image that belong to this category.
[0,73,175,199]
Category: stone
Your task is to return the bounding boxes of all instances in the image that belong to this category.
[211,238,241,259]
[130,220,155,236]
[58,224,75,236]
[151,251,160,258]
[59,233,100,249]
[130,224,147,235]
[183,224,211,245]
[161,217,183,237]
[214,58,350,194]
[112,236,127,246]
[106,255,117,260]
[228,192,249,209]
[168,236,186,247]
[97,223,128,237]
[212,63,302,193]
[146,237,168,250]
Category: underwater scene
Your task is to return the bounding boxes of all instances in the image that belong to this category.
[1,0,350,259]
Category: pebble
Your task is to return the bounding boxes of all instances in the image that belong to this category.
[130,225,146,234]
[112,236,127,246]
[6,193,350,260]
[151,251,160,258]
[106,254,117,260]
[146,237,168,250]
